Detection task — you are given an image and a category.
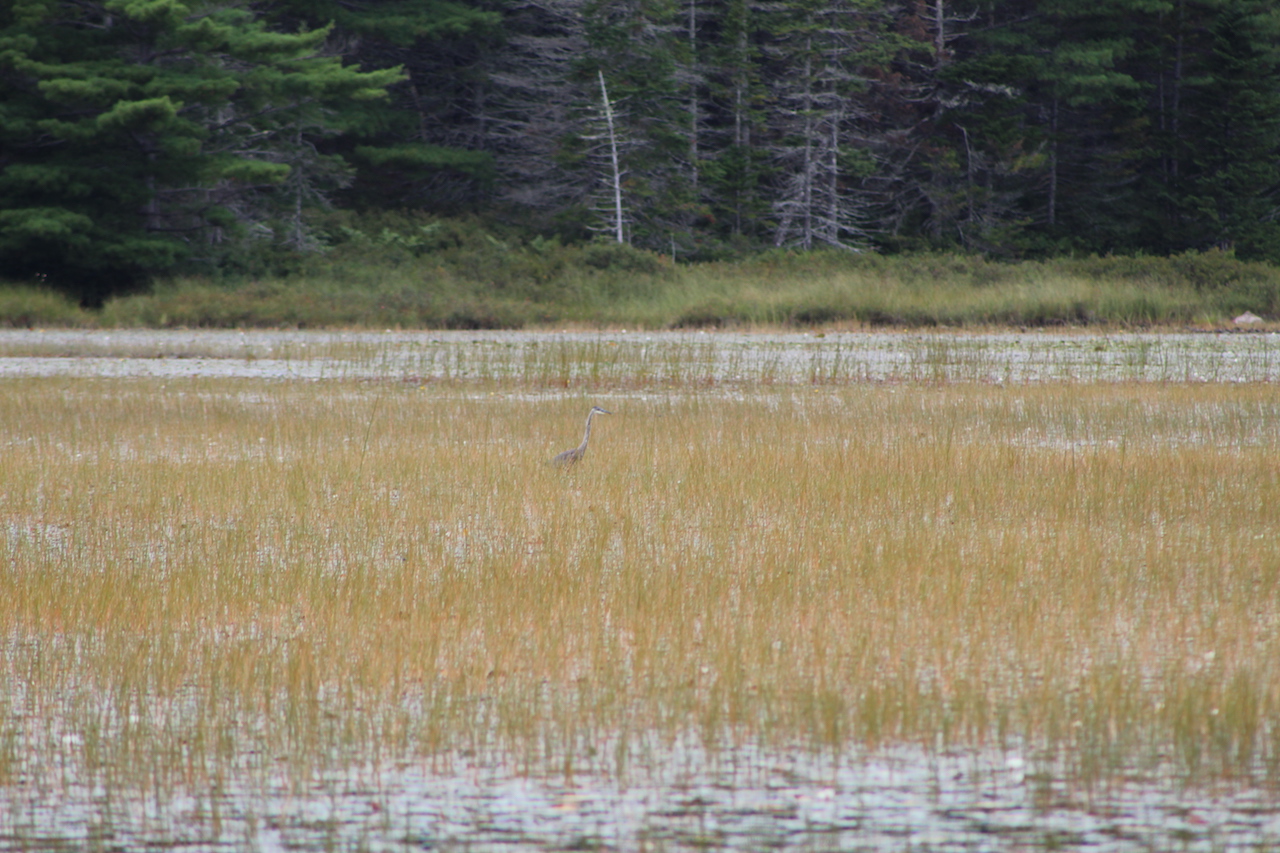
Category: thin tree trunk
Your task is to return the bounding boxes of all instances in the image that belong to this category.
[408,83,430,143]
[801,48,814,248]
[732,24,748,234]
[1171,0,1183,180]
[688,0,699,189]
[1048,97,1058,226]
[1157,17,1167,180]
[291,127,305,250]
[959,123,974,227]
[934,0,946,67]
[598,70,626,243]
[827,114,840,242]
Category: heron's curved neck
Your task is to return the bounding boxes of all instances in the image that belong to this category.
[579,410,597,450]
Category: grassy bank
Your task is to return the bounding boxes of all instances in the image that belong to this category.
[2,374,1278,792]
[3,215,1280,328]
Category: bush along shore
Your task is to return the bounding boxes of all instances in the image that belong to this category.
[3,217,1280,330]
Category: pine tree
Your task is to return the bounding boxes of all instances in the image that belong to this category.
[701,0,769,241]
[0,0,401,298]
[268,0,501,210]
[1145,0,1280,259]
[581,0,693,247]
[1025,0,1154,252]
[893,0,1155,254]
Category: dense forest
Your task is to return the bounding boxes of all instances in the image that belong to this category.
[3,0,1280,303]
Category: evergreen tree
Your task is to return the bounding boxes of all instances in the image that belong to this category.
[700,0,769,242]
[268,0,501,210]
[1145,0,1280,259]
[898,0,1156,255]
[0,0,401,298]
[8,0,1276,287]
[582,0,692,247]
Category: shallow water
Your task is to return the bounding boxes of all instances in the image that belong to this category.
[3,329,1279,851]
[0,328,1278,383]
[4,741,1279,852]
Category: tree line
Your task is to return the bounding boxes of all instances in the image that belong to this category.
[3,0,1279,300]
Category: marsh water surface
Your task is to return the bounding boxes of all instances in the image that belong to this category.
[1,329,1277,852]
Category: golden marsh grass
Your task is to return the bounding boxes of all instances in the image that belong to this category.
[1,372,1278,801]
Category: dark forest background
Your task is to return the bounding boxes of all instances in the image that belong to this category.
[3,0,1279,304]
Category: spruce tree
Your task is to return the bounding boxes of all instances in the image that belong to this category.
[701,0,768,242]
[0,0,401,298]
[582,0,689,247]
[267,0,501,210]
[1158,0,1280,259]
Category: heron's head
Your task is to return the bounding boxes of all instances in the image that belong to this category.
[591,406,612,415]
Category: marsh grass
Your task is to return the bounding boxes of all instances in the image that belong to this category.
[90,260,1228,330]
[5,212,1280,331]
[8,329,1269,387]
[8,243,1275,330]
[1,375,1279,802]
[0,286,94,328]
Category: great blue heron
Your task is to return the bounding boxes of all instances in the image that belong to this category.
[551,406,612,467]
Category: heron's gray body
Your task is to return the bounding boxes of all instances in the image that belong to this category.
[552,406,611,467]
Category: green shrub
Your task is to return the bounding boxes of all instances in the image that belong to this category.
[26,215,1280,328]
[0,284,94,327]
[580,241,669,274]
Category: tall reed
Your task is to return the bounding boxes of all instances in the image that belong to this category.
[1,378,1277,793]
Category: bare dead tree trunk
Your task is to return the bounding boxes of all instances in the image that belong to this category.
[1171,0,1184,181]
[801,50,814,247]
[958,122,975,239]
[827,112,840,241]
[408,82,430,143]
[730,9,751,235]
[769,5,871,251]
[1048,97,1058,226]
[687,0,699,190]
[598,70,626,244]
[934,0,946,66]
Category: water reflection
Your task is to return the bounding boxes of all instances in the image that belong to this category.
[0,329,1278,384]
[4,330,1279,851]
[3,743,1277,851]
